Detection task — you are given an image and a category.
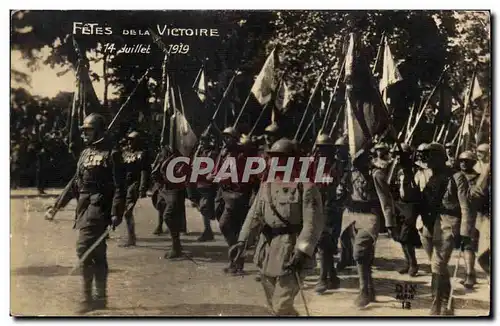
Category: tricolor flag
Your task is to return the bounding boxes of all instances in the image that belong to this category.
[344,33,390,159]
[251,48,277,105]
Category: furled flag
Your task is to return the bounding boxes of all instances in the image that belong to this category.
[197,69,207,102]
[344,33,390,159]
[274,79,293,112]
[173,87,198,157]
[251,48,277,105]
[471,74,483,102]
[379,37,402,106]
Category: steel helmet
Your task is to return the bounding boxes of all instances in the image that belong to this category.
[477,143,490,152]
[266,138,297,155]
[316,133,334,146]
[458,151,476,162]
[416,143,429,152]
[264,123,279,134]
[222,126,240,139]
[127,131,140,139]
[80,113,106,132]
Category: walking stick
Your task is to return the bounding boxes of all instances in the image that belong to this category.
[447,250,463,312]
[68,227,112,276]
[294,271,311,316]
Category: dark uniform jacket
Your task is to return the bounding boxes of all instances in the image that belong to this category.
[59,143,126,229]
[122,147,150,194]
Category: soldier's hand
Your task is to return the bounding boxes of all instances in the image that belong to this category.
[111,216,123,230]
[44,206,57,221]
[284,249,308,272]
[228,241,245,263]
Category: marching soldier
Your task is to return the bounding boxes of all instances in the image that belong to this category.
[341,145,395,308]
[47,113,126,313]
[474,143,490,175]
[312,134,342,293]
[457,151,480,289]
[211,126,252,275]
[414,143,433,261]
[418,143,473,315]
[445,143,456,170]
[392,144,421,277]
[229,138,324,316]
[263,122,281,151]
[192,132,218,242]
[151,145,189,259]
[119,131,150,247]
[334,137,355,272]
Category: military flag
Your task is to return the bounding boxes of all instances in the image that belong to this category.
[274,79,293,113]
[456,71,483,155]
[379,37,402,106]
[344,33,390,158]
[251,48,277,105]
[173,88,198,156]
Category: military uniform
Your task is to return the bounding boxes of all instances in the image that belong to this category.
[237,179,324,315]
[391,146,421,276]
[341,150,395,308]
[193,141,218,242]
[120,134,150,247]
[213,127,252,274]
[11,142,21,189]
[418,144,473,315]
[151,147,189,258]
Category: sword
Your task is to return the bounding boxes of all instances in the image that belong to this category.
[68,228,112,276]
[294,271,310,316]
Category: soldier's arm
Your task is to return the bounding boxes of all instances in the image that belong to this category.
[454,172,474,237]
[53,175,77,210]
[296,183,324,257]
[373,169,395,228]
[110,149,126,218]
[237,185,264,243]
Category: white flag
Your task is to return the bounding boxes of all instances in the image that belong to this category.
[251,48,276,105]
[379,38,403,93]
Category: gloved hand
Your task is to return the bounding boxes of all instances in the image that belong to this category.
[460,236,472,251]
[140,190,147,198]
[44,206,57,221]
[228,241,245,263]
[111,216,122,230]
[284,249,308,272]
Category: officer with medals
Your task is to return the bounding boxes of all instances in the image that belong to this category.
[229,138,324,316]
[48,113,126,313]
[119,131,150,247]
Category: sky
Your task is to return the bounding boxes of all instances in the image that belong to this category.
[10,47,117,100]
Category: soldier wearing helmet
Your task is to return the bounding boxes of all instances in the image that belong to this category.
[263,123,280,150]
[191,130,219,242]
[457,151,480,289]
[48,113,126,313]
[474,143,490,175]
[445,142,457,170]
[118,131,150,247]
[229,137,324,315]
[341,145,395,308]
[311,134,342,293]
[210,125,252,275]
[332,136,355,272]
[391,143,421,277]
[418,143,473,315]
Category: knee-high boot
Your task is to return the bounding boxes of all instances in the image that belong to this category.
[77,265,94,313]
[429,273,441,316]
[462,250,476,289]
[120,214,136,247]
[440,274,454,316]
[354,259,370,308]
[94,263,108,309]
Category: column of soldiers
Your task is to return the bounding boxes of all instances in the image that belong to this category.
[44,110,490,316]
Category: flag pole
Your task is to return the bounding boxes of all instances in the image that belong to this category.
[455,70,477,159]
[294,70,325,140]
[320,57,346,133]
[328,104,345,138]
[299,109,320,143]
[406,65,450,143]
[372,32,386,75]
